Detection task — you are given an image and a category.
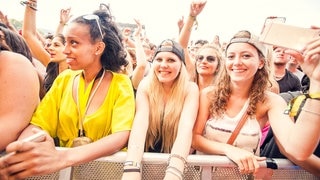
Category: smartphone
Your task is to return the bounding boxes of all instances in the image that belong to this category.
[259,22,320,51]
[0,131,46,158]
[21,131,46,142]
[260,16,286,35]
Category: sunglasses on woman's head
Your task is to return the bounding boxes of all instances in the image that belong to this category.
[83,14,104,40]
[196,55,216,63]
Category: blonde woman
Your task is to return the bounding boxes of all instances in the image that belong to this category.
[122,39,199,180]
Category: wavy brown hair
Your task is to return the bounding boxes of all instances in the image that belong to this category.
[145,60,189,153]
[208,31,270,118]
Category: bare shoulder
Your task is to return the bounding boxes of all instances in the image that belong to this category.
[187,81,199,93]
[0,51,39,91]
[200,85,215,96]
[136,78,148,91]
[265,91,287,103]
[0,51,36,73]
[263,91,288,110]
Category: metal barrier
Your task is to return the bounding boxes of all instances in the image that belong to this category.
[26,151,319,180]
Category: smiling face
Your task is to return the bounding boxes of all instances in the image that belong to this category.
[225,42,264,83]
[152,51,182,86]
[196,47,220,76]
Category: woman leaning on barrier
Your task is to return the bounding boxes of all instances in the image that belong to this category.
[192,30,320,178]
[0,3,135,179]
[122,39,199,180]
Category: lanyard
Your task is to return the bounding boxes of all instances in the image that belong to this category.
[76,69,105,137]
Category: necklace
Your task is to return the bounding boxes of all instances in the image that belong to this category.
[274,74,284,81]
[76,69,105,137]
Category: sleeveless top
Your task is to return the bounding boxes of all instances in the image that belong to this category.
[202,99,261,155]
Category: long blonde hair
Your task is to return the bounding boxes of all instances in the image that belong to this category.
[145,62,189,153]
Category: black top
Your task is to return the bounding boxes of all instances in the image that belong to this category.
[44,62,59,92]
[277,69,301,93]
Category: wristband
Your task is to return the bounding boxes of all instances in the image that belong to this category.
[284,92,320,117]
[124,161,141,169]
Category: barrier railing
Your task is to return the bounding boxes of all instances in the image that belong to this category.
[27,151,318,180]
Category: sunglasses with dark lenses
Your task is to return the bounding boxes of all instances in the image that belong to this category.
[196,55,216,63]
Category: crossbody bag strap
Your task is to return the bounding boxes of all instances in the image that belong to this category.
[227,110,249,145]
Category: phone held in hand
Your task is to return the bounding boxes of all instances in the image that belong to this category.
[260,16,286,35]
[0,131,46,158]
[21,131,46,143]
[259,22,320,51]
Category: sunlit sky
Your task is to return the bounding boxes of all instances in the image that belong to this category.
[1,0,319,45]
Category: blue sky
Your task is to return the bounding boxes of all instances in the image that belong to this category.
[1,0,319,45]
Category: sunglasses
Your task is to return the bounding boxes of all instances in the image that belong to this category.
[196,55,216,63]
[83,14,104,40]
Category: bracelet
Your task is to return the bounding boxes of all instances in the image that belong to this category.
[284,93,320,117]
[167,154,187,168]
[301,107,320,116]
[20,1,37,11]
[189,15,197,21]
[166,166,183,180]
[188,14,198,30]
[59,21,67,26]
[123,168,140,173]
[123,161,141,169]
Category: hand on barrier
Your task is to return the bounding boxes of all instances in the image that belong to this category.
[225,146,266,174]
[0,129,59,179]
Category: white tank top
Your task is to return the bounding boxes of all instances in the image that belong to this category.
[203,99,261,155]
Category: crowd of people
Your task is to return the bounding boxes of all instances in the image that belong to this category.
[0,0,319,179]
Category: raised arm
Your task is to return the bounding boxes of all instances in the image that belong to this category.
[280,36,320,160]
[55,8,72,35]
[178,0,207,80]
[0,11,19,34]
[131,19,148,90]
[21,0,51,66]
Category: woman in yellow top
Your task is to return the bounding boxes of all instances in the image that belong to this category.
[0,4,135,179]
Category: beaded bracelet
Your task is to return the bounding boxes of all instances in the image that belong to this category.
[20,0,37,11]
[167,154,187,169]
[166,166,183,180]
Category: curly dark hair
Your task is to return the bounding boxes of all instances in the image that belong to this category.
[71,4,127,72]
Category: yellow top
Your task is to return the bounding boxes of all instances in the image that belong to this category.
[31,69,135,147]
